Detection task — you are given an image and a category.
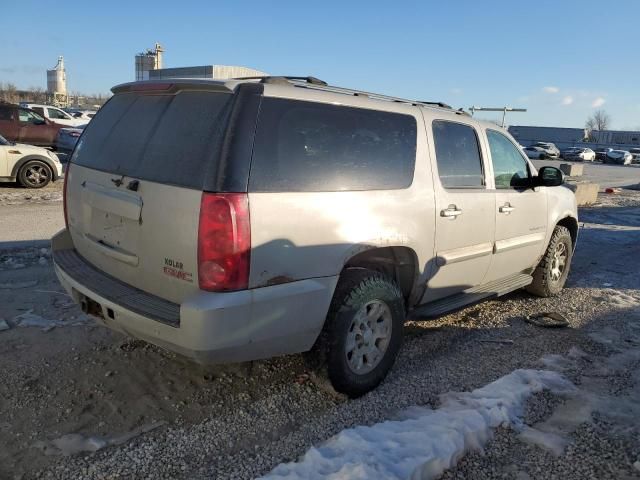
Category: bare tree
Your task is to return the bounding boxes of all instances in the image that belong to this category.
[27,86,46,103]
[0,83,18,103]
[585,110,611,132]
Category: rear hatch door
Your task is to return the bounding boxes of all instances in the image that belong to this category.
[66,86,233,304]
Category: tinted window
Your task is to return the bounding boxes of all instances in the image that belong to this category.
[249,98,417,192]
[0,107,12,121]
[432,120,484,188]
[31,107,45,116]
[72,91,232,189]
[486,130,530,189]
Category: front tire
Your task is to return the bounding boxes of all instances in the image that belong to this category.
[323,269,405,397]
[527,226,573,297]
[18,160,52,188]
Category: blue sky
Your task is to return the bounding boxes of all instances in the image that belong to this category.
[2,0,639,129]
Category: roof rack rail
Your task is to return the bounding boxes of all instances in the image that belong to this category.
[233,75,328,86]
[233,76,462,113]
[419,101,452,109]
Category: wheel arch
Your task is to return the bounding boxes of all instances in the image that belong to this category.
[556,215,578,250]
[342,246,422,309]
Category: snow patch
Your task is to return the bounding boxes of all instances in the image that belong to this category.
[261,370,574,480]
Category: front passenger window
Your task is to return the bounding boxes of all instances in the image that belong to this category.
[487,130,530,189]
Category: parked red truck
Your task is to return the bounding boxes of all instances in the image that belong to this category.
[0,102,64,148]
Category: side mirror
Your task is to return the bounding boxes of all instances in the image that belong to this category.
[535,166,564,187]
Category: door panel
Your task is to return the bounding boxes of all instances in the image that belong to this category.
[421,118,495,302]
[487,189,547,281]
[0,148,8,176]
[483,129,548,282]
[426,190,495,300]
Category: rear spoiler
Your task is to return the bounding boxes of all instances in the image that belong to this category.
[112,79,234,95]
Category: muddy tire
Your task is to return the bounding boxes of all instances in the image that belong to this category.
[18,160,52,189]
[320,269,405,398]
[527,226,573,297]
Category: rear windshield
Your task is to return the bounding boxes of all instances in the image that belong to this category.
[72,91,232,189]
[249,98,417,192]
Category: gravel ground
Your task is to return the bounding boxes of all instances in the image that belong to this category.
[0,180,63,206]
[0,181,65,245]
[0,191,639,479]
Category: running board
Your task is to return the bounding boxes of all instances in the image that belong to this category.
[411,273,533,319]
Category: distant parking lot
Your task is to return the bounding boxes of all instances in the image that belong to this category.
[532,158,640,189]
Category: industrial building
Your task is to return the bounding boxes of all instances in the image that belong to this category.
[134,43,266,81]
[508,125,640,151]
[46,56,68,107]
[149,65,267,80]
[135,43,164,81]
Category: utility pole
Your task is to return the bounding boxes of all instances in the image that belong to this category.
[469,106,527,128]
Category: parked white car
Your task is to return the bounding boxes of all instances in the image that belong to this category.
[522,146,548,159]
[604,150,633,165]
[564,147,596,162]
[532,142,560,158]
[0,133,63,188]
[629,148,640,164]
[71,110,97,121]
[19,103,86,127]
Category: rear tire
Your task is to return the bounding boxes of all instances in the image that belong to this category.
[527,226,573,297]
[321,269,405,398]
[18,160,52,189]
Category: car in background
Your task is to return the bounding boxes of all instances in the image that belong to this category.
[532,142,560,158]
[20,103,86,127]
[71,110,97,121]
[629,148,640,164]
[56,124,87,154]
[0,133,62,188]
[563,147,595,162]
[594,147,613,161]
[0,102,64,148]
[523,146,548,159]
[604,150,633,165]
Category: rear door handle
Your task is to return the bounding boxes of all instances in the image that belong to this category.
[441,205,462,219]
[499,203,515,214]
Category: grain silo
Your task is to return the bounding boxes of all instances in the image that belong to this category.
[135,43,164,81]
[47,56,67,95]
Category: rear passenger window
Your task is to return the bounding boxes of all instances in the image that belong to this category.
[432,120,484,188]
[0,108,12,121]
[249,98,417,192]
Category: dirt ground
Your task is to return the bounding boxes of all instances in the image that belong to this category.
[1,189,639,479]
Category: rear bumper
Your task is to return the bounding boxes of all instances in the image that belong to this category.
[51,229,337,363]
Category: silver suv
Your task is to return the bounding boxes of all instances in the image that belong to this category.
[52,77,578,397]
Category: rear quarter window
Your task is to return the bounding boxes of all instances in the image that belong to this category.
[72,91,232,189]
[249,98,417,192]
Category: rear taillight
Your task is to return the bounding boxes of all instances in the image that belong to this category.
[63,163,70,229]
[197,193,250,292]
